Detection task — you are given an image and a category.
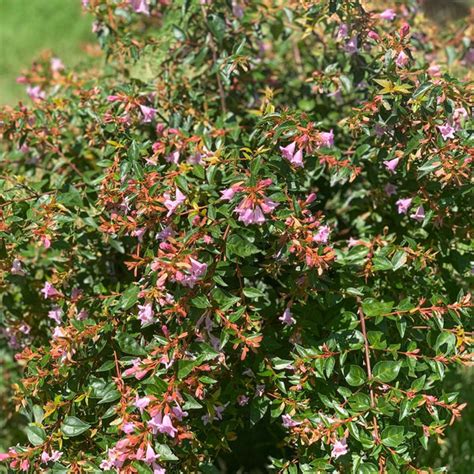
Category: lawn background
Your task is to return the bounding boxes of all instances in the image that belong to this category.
[0,0,93,104]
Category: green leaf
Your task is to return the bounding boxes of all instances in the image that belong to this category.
[226,234,260,258]
[116,333,146,356]
[345,365,367,387]
[362,299,393,317]
[250,397,268,426]
[391,250,407,271]
[120,285,140,310]
[155,443,179,461]
[373,361,402,383]
[191,295,211,309]
[243,287,264,299]
[61,416,90,437]
[381,425,405,447]
[25,424,46,446]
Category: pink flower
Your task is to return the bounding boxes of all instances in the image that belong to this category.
[396,198,412,214]
[280,142,304,168]
[279,308,296,326]
[384,183,398,196]
[139,104,156,123]
[52,326,65,339]
[138,302,155,326]
[26,86,45,101]
[319,130,334,148]
[282,414,301,428]
[428,63,441,77]
[383,158,400,174]
[163,188,186,217]
[51,57,64,72]
[10,259,25,276]
[41,235,51,248]
[410,205,425,222]
[121,422,136,434]
[236,204,266,225]
[437,123,455,140]
[132,227,146,242]
[313,225,330,244]
[148,412,178,438]
[220,183,242,201]
[331,438,348,458]
[41,282,61,299]
[395,50,409,68]
[130,0,150,15]
[48,307,63,325]
[379,9,396,21]
[368,30,380,41]
[348,237,360,247]
[41,450,62,464]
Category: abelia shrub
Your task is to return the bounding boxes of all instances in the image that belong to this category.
[0,0,472,472]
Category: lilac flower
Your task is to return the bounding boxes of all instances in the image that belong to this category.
[19,324,31,334]
[331,438,348,458]
[337,23,349,40]
[172,404,188,421]
[76,309,88,321]
[48,307,63,325]
[163,188,186,217]
[26,86,45,101]
[282,414,302,428]
[148,412,178,438]
[139,105,156,123]
[134,395,151,413]
[10,259,25,276]
[165,150,180,164]
[51,58,64,72]
[138,302,155,326]
[319,130,334,148]
[156,225,175,241]
[313,225,330,244]
[395,50,409,68]
[437,123,455,140]
[280,142,304,168]
[129,0,150,15]
[410,205,425,222]
[383,158,400,174]
[52,326,65,339]
[237,395,249,406]
[384,183,398,196]
[344,36,358,55]
[279,308,296,326]
[374,123,386,137]
[144,445,158,464]
[379,9,396,21]
[41,282,61,299]
[396,198,412,214]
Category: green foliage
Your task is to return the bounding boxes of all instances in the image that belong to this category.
[0,0,472,472]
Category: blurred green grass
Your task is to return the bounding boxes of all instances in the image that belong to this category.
[0,0,93,104]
